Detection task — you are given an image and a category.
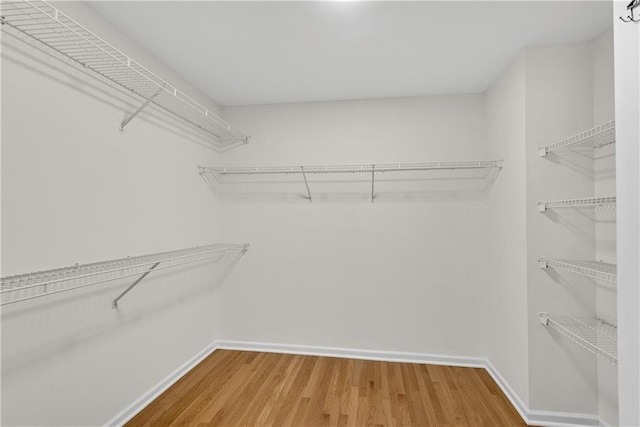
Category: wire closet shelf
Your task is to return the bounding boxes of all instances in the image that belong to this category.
[537,196,616,212]
[199,161,502,202]
[538,121,615,157]
[0,243,249,307]
[539,313,618,366]
[538,257,617,285]
[0,0,249,148]
[199,161,502,177]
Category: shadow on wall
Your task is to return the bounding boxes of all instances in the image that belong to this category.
[2,32,221,152]
[0,252,245,379]
[198,166,502,203]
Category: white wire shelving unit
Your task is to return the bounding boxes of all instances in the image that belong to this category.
[538,257,617,285]
[0,243,249,308]
[539,313,618,366]
[538,121,615,157]
[537,196,616,212]
[0,0,249,149]
[199,160,502,202]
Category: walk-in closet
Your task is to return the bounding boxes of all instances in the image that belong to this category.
[1,1,639,426]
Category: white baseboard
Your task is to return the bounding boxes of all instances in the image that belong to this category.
[527,410,600,427]
[103,341,218,427]
[483,359,530,423]
[105,339,603,427]
[215,339,487,368]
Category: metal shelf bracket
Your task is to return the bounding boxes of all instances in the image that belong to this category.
[301,166,313,202]
[112,261,160,308]
[120,85,165,133]
[371,164,376,203]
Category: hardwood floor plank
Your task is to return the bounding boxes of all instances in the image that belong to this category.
[126,350,527,427]
[273,356,318,426]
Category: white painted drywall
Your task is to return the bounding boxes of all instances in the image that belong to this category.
[613,1,640,424]
[592,27,618,427]
[1,3,231,425]
[218,95,495,359]
[525,42,598,415]
[484,52,530,408]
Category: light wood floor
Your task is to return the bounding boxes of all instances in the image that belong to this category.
[127,350,527,426]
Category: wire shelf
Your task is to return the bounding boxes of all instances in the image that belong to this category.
[199,161,502,202]
[200,161,502,178]
[0,243,249,307]
[539,313,617,366]
[0,0,248,148]
[538,121,615,157]
[538,257,616,285]
[537,196,616,212]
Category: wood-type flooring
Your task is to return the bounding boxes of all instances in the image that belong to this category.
[126,350,527,426]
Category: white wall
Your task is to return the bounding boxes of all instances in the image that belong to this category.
[592,27,618,427]
[613,1,640,424]
[1,3,232,425]
[218,95,496,359]
[484,52,530,408]
[525,41,599,415]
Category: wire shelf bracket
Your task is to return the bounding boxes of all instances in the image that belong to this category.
[539,312,618,366]
[371,165,376,203]
[537,196,616,212]
[538,121,615,157]
[300,166,312,202]
[0,0,249,149]
[111,261,160,308]
[119,85,165,133]
[1,243,249,307]
[538,257,616,285]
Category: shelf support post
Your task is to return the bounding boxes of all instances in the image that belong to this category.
[112,262,161,309]
[371,164,376,203]
[301,166,313,202]
[120,85,165,133]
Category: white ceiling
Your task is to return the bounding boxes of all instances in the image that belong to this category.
[89,1,612,106]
